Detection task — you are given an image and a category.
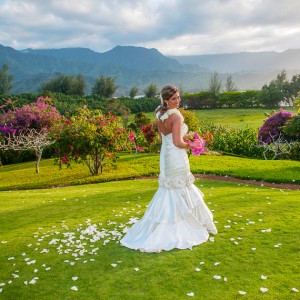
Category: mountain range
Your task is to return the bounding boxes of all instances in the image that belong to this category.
[1,44,300,95]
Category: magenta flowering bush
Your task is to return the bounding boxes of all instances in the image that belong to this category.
[258,109,294,144]
[0,96,61,137]
[184,131,206,156]
[0,97,62,172]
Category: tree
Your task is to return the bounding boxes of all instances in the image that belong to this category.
[144,83,158,98]
[0,64,14,95]
[129,87,139,99]
[41,74,86,96]
[0,96,62,172]
[52,106,136,175]
[225,75,237,92]
[259,81,282,108]
[208,72,223,96]
[91,76,118,98]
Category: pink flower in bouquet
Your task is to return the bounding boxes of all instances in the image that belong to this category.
[184,131,206,156]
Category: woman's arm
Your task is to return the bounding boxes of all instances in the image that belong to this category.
[170,115,189,149]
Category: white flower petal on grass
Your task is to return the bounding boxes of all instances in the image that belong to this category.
[72,277,78,281]
[224,277,227,282]
[24,281,28,285]
[251,248,256,251]
[187,292,194,297]
[213,275,222,280]
[261,275,267,280]
[8,257,15,260]
[199,262,205,265]
[0,288,2,293]
[239,291,246,295]
[0,283,5,287]
[214,262,220,266]
[261,229,272,233]
[134,268,139,272]
[71,286,78,291]
[34,269,38,273]
[195,268,201,272]
[292,288,299,293]
[29,279,37,285]
[260,287,268,293]
[111,264,117,267]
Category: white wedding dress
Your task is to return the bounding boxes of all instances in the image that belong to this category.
[120,109,217,252]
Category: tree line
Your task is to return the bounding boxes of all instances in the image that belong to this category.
[1,63,300,110]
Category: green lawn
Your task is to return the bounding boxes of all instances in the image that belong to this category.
[0,154,299,191]
[194,107,297,129]
[0,178,299,299]
[143,107,297,129]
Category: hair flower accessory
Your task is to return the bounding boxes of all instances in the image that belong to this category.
[184,131,206,156]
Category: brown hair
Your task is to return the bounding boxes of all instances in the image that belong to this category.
[155,85,179,120]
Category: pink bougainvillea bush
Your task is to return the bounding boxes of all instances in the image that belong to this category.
[258,109,294,144]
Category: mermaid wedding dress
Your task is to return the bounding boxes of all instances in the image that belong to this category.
[120,109,217,252]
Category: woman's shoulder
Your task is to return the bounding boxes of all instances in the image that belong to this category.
[156,109,183,122]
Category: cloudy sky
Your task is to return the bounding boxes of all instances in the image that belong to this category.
[1,0,300,56]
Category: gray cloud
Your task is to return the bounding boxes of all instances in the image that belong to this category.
[0,0,300,55]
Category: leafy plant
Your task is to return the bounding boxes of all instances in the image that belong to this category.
[258,108,294,143]
[51,106,136,175]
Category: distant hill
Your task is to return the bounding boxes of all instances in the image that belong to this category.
[1,44,300,95]
[171,49,300,73]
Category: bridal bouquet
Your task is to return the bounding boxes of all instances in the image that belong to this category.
[184,131,206,156]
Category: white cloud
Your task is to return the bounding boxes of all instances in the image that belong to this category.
[0,0,300,55]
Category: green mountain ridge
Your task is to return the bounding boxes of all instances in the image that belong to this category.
[1,44,300,95]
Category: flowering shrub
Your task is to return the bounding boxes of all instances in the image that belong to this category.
[0,96,61,136]
[0,97,62,172]
[51,106,139,175]
[258,109,294,143]
[140,124,156,144]
[184,131,206,156]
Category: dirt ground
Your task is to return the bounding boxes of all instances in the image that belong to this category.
[194,174,300,190]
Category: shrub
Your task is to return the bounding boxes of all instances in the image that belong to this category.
[283,114,300,141]
[258,109,294,143]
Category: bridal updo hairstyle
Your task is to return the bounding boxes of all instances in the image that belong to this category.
[155,85,179,120]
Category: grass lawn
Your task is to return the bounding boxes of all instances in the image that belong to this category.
[0,154,300,191]
[0,178,299,299]
[143,107,297,129]
[194,107,297,129]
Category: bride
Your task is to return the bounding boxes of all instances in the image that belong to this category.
[120,85,217,252]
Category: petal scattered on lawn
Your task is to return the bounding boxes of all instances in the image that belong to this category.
[195,268,201,272]
[199,262,205,265]
[213,275,222,280]
[71,286,78,291]
[224,277,227,282]
[251,248,256,251]
[261,275,267,280]
[238,291,246,295]
[72,277,78,281]
[111,264,117,267]
[8,257,15,260]
[187,292,194,297]
[260,287,268,293]
[261,229,272,233]
[29,279,37,285]
[292,288,299,293]
[214,262,220,266]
